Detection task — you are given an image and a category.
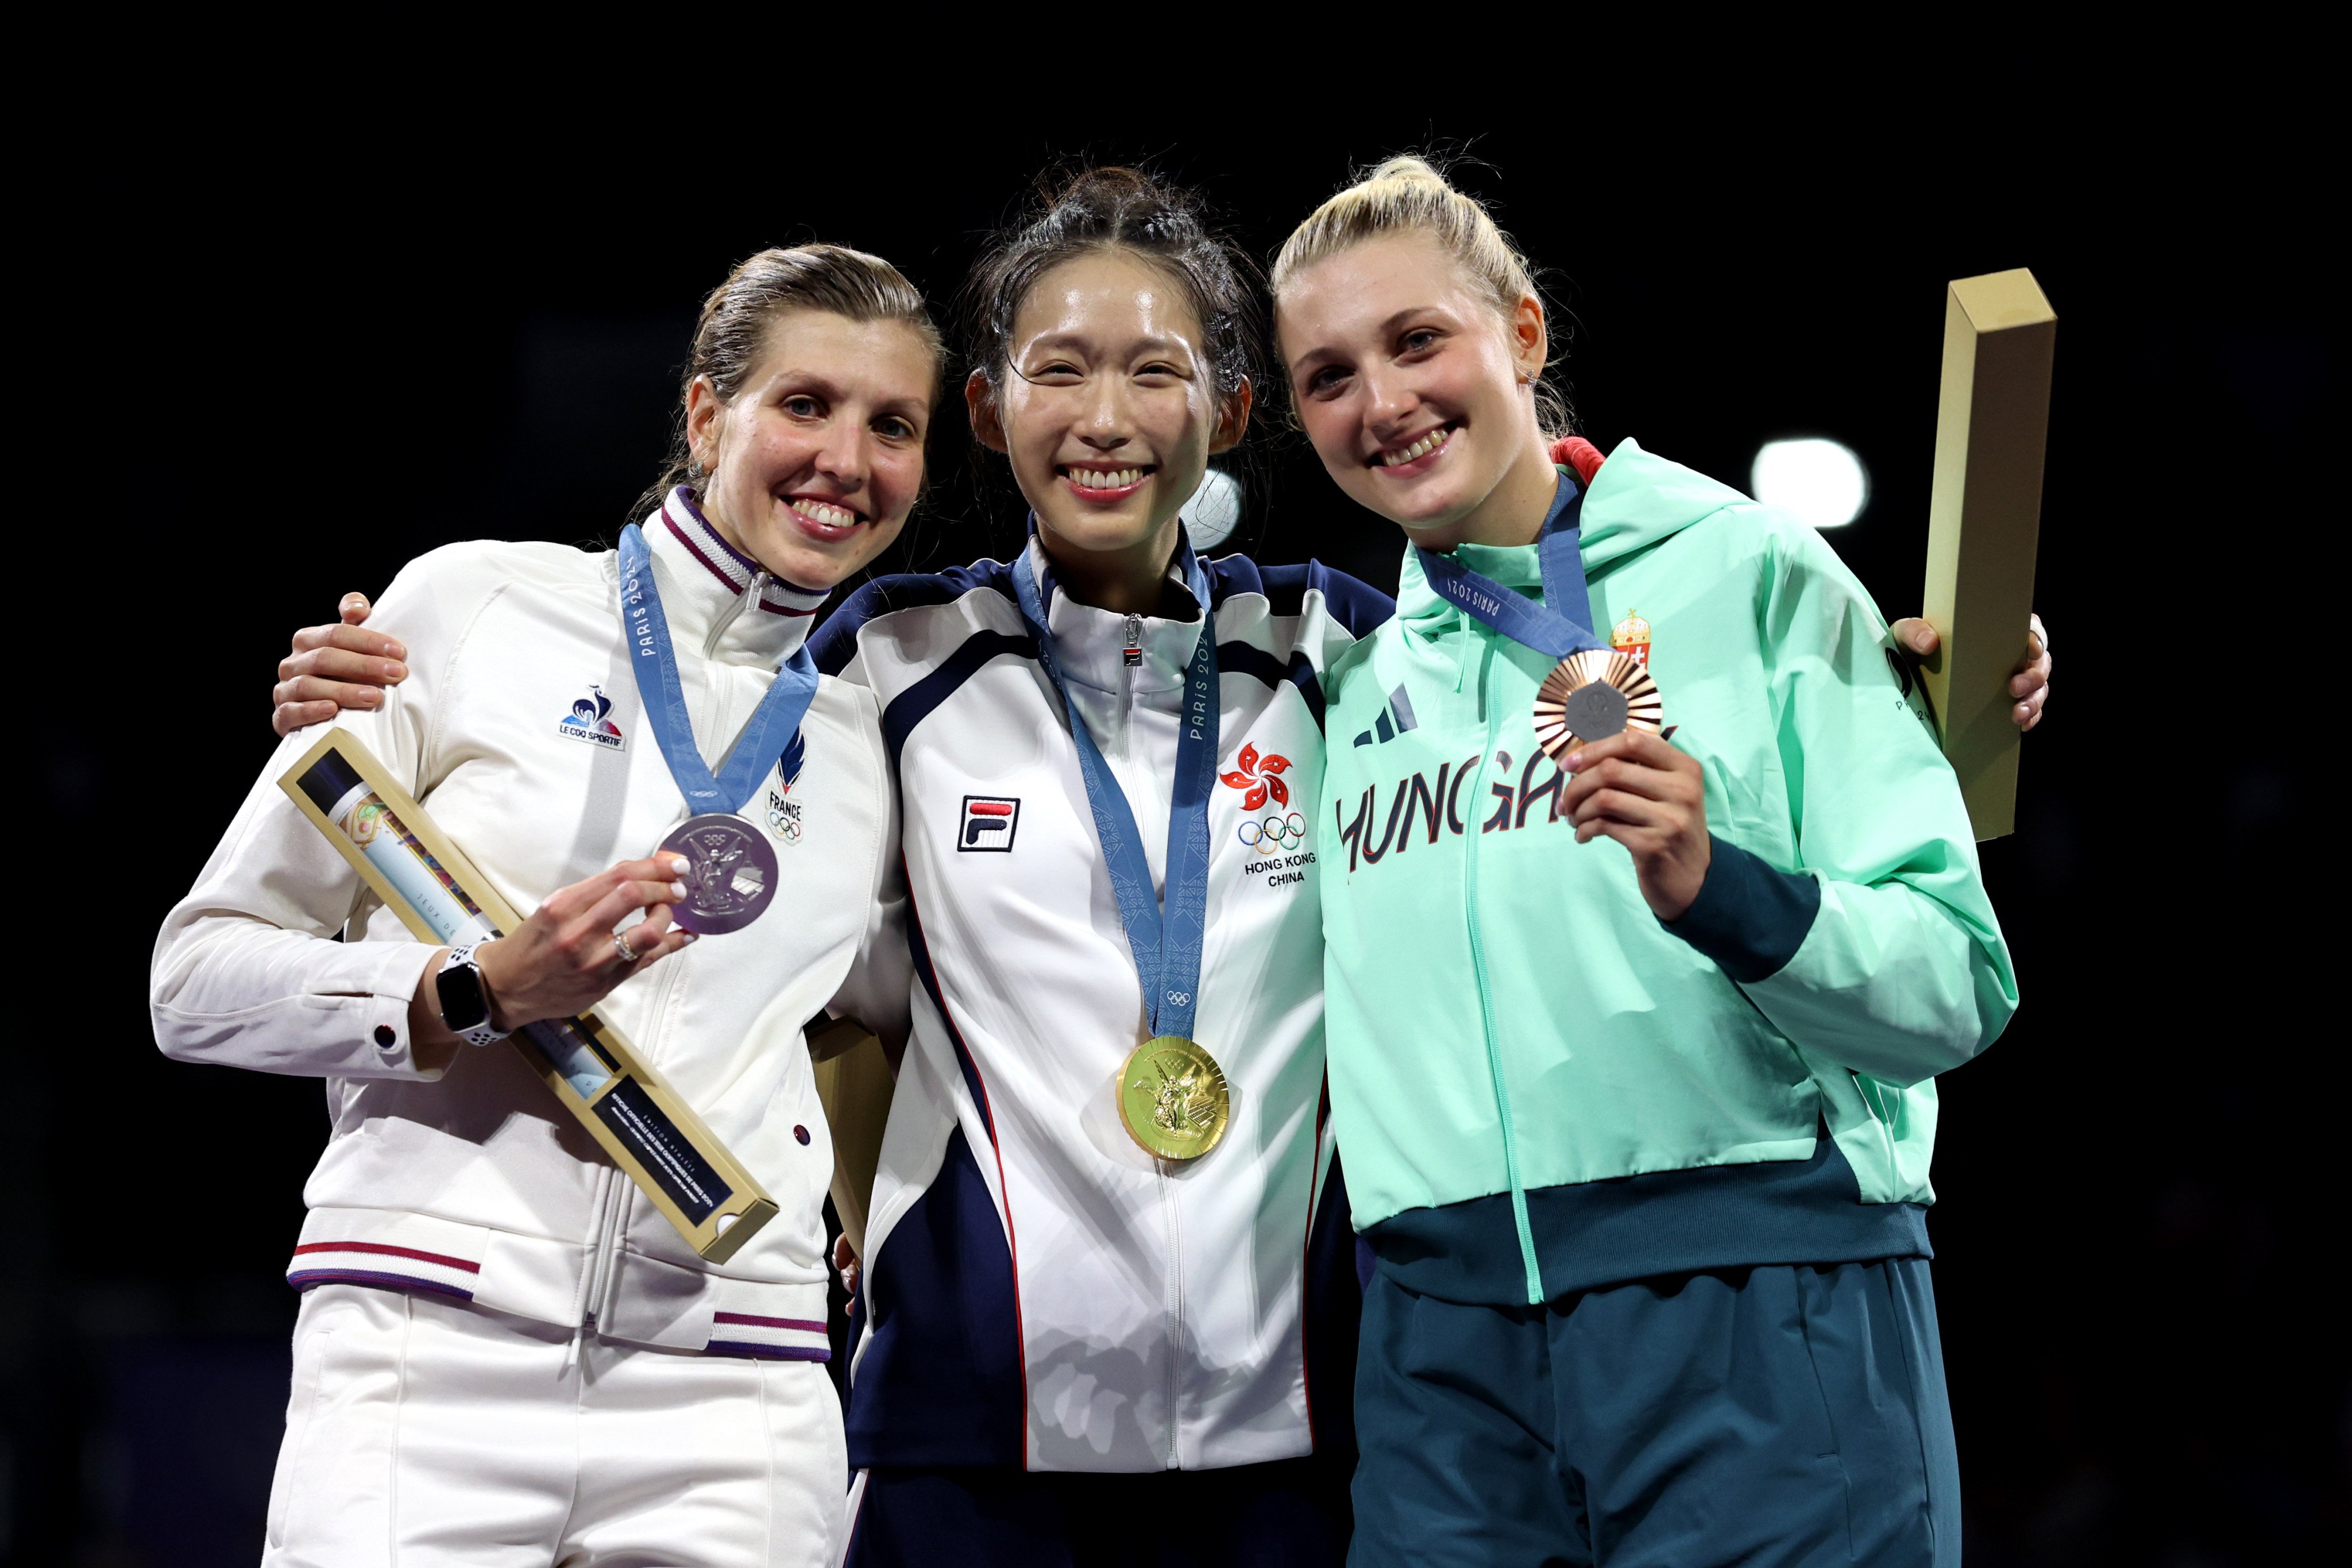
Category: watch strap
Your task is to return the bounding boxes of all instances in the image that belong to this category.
[439,943,512,1048]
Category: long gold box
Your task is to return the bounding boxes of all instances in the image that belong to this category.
[279,727,777,1262]
[1921,268,2057,841]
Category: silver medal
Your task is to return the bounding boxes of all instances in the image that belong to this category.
[659,814,777,935]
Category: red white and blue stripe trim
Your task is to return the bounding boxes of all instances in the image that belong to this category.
[706,1310,831,1362]
[287,1241,481,1301]
[660,488,832,618]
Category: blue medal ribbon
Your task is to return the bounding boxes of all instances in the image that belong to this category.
[1415,471,1601,657]
[1011,530,1219,1042]
[617,523,819,814]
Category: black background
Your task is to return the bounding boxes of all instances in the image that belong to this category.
[10,40,2341,1566]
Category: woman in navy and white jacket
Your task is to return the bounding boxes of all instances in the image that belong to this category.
[816,167,1397,1567]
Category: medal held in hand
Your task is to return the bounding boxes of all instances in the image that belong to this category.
[660,815,778,935]
[1012,533,1231,1162]
[1419,469,1666,766]
[619,524,816,935]
[1533,650,1663,766]
[280,728,780,1261]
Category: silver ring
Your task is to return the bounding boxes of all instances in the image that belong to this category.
[613,932,639,965]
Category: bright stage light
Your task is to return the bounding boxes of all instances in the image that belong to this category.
[1751,438,1868,529]
[1185,468,1243,551]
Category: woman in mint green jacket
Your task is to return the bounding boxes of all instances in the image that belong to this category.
[1273,157,2014,1568]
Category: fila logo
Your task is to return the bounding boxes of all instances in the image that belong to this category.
[959,795,1021,852]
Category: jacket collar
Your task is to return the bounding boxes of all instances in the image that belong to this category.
[638,488,829,666]
[1397,441,1745,643]
[1396,488,1556,644]
[1023,534,1207,696]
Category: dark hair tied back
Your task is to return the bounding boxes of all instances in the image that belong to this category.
[964,167,1261,408]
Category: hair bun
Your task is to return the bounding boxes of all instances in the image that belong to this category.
[965,164,1262,401]
[1365,155,1451,190]
[1273,151,1574,439]
[1053,165,1162,210]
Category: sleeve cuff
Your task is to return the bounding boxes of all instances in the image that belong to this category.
[355,940,446,1078]
[1660,834,1821,983]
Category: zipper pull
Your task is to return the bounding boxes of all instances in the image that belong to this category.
[1123,613,1144,668]
[703,570,769,658]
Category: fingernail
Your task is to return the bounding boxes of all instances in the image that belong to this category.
[383,662,407,679]
[667,854,691,874]
[681,933,700,945]
[361,691,381,706]
[669,880,688,900]
[387,641,406,659]
[1565,752,1584,770]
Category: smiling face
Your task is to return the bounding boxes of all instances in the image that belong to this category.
[686,309,936,591]
[971,249,1248,603]
[1277,230,1557,552]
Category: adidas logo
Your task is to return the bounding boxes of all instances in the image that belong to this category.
[1352,685,1419,747]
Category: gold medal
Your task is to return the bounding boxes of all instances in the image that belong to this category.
[1532,648,1663,766]
[1117,1036,1231,1161]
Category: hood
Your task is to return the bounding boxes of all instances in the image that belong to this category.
[1396,438,1751,638]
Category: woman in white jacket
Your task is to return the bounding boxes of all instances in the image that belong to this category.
[151,244,940,1568]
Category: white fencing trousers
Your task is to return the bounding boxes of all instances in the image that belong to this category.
[262,1284,846,1567]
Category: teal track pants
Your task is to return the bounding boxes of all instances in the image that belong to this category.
[1349,1258,1959,1567]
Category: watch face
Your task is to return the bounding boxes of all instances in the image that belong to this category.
[436,959,491,1033]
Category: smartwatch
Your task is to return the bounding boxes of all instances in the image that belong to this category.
[436,943,511,1048]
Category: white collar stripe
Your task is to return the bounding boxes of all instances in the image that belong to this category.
[659,489,832,617]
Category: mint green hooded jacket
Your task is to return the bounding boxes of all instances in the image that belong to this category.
[1319,441,2017,1307]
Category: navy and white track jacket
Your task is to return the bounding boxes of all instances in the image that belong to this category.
[815,536,1392,1473]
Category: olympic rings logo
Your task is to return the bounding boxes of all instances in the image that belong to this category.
[1238,813,1307,853]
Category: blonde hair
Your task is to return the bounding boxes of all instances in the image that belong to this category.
[1271,155,1570,435]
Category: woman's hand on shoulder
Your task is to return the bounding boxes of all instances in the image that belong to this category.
[1887,612,2052,732]
[1557,730,1712,921]
[833,1233,860,1314]
[273,593,409,736]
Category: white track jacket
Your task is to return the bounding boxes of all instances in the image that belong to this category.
[817,536,1391,1473]
[151,492,908,1360]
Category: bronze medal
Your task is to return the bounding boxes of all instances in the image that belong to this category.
[1532,649,1663,766]
[1117,1036,1231,1161]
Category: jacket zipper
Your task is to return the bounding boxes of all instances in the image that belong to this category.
[597,1170,628,1324]
[578,577,746,1343]
[702,570,770,659]
[1162,1172,1184,1467]
[1461,634,1547,1307]
[580,1165,624,1335]
[1134,620,1184,1469]
[689,569,763,813]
